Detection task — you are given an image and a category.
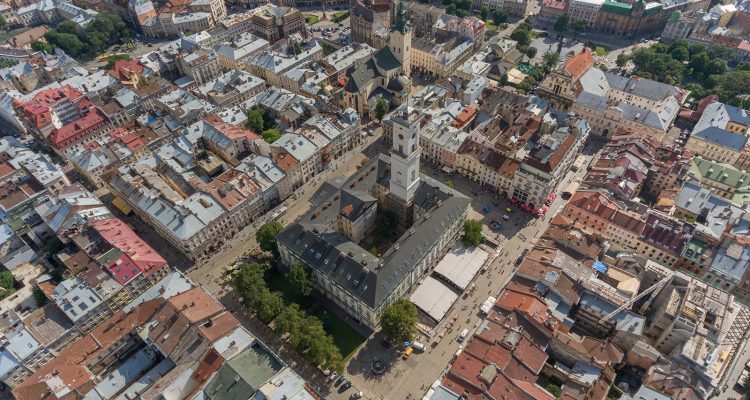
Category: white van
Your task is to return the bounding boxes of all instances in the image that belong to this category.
[412,341,426,352]
[458,328,469,342]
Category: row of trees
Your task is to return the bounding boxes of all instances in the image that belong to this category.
[622,39,750,107]
[41,13,129,58]
[246,107,282,144]
[232,261,344,370]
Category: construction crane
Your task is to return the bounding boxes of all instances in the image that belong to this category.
[599,271,675,324]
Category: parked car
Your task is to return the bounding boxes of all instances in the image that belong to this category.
[458,328,469,342]
[335,375,347,386]
[402,346,413,360]
[412,341,426,352]
[341,381,353,391]
[328,372,338,382]
[351,392,364,399]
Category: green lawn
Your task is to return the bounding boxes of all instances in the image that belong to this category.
[312,307,366,361]
[595,46,609,56]
[305,14,319,25]
[332,11,349,23]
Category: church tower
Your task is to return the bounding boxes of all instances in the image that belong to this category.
[389,106,422,204]
[389,1,411,78]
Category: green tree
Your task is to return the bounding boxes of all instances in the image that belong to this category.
[571,20,587,39]
[445,180,454,188]
[256,289,285,322]
[375,98,389,121]
[32,40,54,54]
[233,263,268,306]
[463,219,483,247]
[262,128,282,144]
[525,46,537,59]
[246,107,265,132]
[0,271,15,300]
[289,262,313,297]
[0,59,15,68]
[274,303,305,336]
[57,20,79,35]
[689,52,709,76]
[543,52,558,69]
[615,53,628,69]
[32,285,48,307]
[510,28,531,46]
[380,299,418,343]
[0,15,6,27]
[670,46,689,62]
[256,221,283,255]
[480,4,490,20]
[45,31,85,56]
[554,13,570,36]
[492,11,507,26]
[709,70,750,107]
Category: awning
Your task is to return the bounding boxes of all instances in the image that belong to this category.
[510,198,518,204]
[593,261,608,274]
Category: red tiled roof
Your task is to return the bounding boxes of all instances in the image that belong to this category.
[169,287,224,323]
[205,114,261,141]
[543,0,568,10]
[48,107,109,149]
[198,311,240,341]
[18,85,86,129]
[275,153,299,172]
[12,299,164,400]
[107,59,145,83]
[90,217,167,275]
[0,162,15,178]
[564,48,593,83]
[496,288,549,323]
[103,252,142,285]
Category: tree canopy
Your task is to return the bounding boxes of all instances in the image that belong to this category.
[0,271,15,301]
[289,262,313,298]
[554,13,570,35]
[492,11,507,26]
[375,98,389,121]
[626,40,747,106]
[44,12,128,58]
[380,299,418,343]
[463,220,483,247]
[261,128,282,144]
[256,221,284,255]
[510,28,532,46]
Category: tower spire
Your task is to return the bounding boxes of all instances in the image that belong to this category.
[394,1,407,34]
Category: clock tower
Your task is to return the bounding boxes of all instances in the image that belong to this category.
[389,106,422,203]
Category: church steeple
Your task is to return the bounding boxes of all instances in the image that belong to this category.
[389,1,411,77]
[394,1,407,35]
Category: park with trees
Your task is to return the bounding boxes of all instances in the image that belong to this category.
[619,40,750,108]
[43,13,130,59]
[227,221,370,372]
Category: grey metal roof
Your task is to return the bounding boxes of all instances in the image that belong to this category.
[604,72,682,101]
[578,67,610,97]
[692,126,748,150]
[277,155,470,308]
